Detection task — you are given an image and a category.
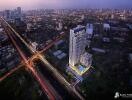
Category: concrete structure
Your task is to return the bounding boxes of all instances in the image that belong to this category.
[69,25,93,76]
[92,48,106,53]
[56,22,63,31]
[86,23,93,47]
[53,50,66,60]
[57,53,67,60]
[17,7,21,16]
[54,40,64,48]
[26,23,32,31]
[0,28,3,32]
[53,50,62,56]
[31,42,38,52]
[102,37,110,43]
[0,44,20,73]
[80,52,92,67]
[81,15,85,20]
[86,23,93,39]
[4,10,11,20]
[69,25,86,67]
[103,23,110,31]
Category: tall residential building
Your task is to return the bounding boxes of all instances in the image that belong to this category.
[3,7,22,21]
[86,23,93,39]
[17,7,22,15]
[69,25,86,67]
[4,10,11,20]
[86,23,93,48]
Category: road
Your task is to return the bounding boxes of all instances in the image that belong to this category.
[2,20,56,100]
[0,64,23,82]
[35,60,78,100]
[0,17,84,100]
[39,54,84,100]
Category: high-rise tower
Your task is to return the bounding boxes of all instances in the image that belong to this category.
[69,25,86,67]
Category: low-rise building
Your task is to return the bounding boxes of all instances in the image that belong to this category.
[54,40,64,49]
[57,53,67,60]
[103,23,110,31]
[53,50,67,60]
[0,28,3,32]
[53,50,62,56]
[92,48,106,53]
[102,37,110,43]
[80,52,92,67]
[31,42,38,51]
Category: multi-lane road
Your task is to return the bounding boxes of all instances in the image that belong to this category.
[4,23,56,100]
[0,17,84,100]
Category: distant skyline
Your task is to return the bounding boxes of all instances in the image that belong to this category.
[0,0,132,10]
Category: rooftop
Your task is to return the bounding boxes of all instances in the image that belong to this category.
[73,25,85,33]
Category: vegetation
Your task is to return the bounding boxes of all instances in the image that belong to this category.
[0,68,46,100]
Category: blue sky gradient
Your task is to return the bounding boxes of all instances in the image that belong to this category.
[0,0,131,10]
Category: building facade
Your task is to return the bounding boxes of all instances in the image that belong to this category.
[69,25,86,66]
[86,23,93,39]
[80,52,92,67]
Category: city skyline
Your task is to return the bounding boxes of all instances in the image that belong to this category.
[0,0,132,10]
[0,1,132,100]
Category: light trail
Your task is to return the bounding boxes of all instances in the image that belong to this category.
[39,54,70,86]
[0,64,23,82]
[1,17,84,100]
[1,17,34,53]
[39,54,85,100]
[6,28,55,100]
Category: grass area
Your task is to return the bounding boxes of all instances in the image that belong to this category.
[0,67,47,100]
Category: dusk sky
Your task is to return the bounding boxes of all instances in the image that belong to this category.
[0,0,132,10]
